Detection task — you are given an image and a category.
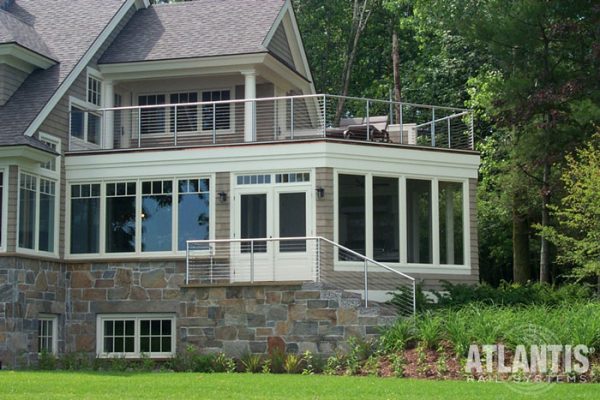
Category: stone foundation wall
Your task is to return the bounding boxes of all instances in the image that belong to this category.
[0,257,66,367]
[0,259,395,368]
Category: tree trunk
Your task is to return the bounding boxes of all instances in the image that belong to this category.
[513,202,531,283]
[392,30,402,122]
[539,161,551,283]
[333,0,372,125]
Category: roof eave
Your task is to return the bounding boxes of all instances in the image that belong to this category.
[0,42,57,73]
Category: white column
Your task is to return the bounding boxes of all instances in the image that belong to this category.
[275,86,287,139]
[242,70,257,142]
[102,80,114,149]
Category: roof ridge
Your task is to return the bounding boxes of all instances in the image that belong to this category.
[0,8,34,28]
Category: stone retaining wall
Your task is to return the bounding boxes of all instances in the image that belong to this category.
[0,259,396,368]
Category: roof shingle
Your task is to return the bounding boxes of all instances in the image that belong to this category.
[99,0,285,64]
[0,9,56,60]
[0,0,127,146]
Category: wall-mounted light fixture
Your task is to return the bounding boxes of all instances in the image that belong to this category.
[218,191,228,203]
[316,187,325,199]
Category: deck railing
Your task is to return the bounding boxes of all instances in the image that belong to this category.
[185,236,416,317]
[68,94,474,153]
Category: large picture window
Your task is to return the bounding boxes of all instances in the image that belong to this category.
[18,174,36,249]
[106,182,136,253]
[439,181,464,265]
[178,179,210,251]
[338,174,365,255]
[70,184,101,254]
[142,180,173,252]
[336,173,466,266]
[38,179,55,252]
[69,177,211,256]
[97,314,175,358]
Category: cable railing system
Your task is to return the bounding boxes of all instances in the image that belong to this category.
[68,94,474,153]
[186,236,416,317]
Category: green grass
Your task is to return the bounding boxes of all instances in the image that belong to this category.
[0,372,598,399]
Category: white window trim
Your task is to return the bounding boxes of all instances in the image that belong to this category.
[0,166,7,252]
[86,67,103,107]
[333,170,471,274]
[65,174,215,260]
[38,132,61,178]
[96,314,176,359]
[69,96,102,149]
[16,168,59,258]
[38,314,58,355]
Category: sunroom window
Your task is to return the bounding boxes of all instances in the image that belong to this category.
[439,181,464,265]
[178,179,210,251]
[142,180,173,252]
[406,179,432,264]
[18,173,56,253]
[70,184,101,254]
[105,182,137,253]
[338,174,365,255]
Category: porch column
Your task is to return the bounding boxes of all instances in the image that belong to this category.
[102,80,114,149]
[275,86,287,139]
[242,70,257,142]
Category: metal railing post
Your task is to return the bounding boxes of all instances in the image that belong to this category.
[470,111,475,149]
[290,97,294,140]
[212,103,217,144]
[366,100,370,141]
[185,241,190,284]
[399,104,404,144]
[322,95,327,137]
[250,240,255,283]
[316,238,321,282]
[447,117,451,148]
[412,279,417,316]
[364,259,369,307]
[174,105,178,146]
[137,109,141,148]
[431,107,436,147]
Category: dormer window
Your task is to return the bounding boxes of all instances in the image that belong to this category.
[87,72,102,106]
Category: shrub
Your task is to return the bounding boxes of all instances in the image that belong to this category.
[212,353,237,373]
[283,353,302,374]
[240,353,263,373]
[268,348,285,374]
[38,351,57,370]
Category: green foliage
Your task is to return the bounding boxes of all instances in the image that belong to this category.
[38,351,57,371]
[267,348,285,374]
[379,318,414,352]
[538,135,600,282]
[283,353,303,374]
[431,280,595,308]
[212,353,237,373]
[240,353,263,373]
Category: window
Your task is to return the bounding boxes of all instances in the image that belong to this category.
[18,174,36,249]
[439,181,464,265]
[142,180,173,252]
[170,92,198,133]
[38,179,56,252]
[38,316,58,354]
[338,174,365,255]
[87,74,102,106]
[0,172,4,248]
[70,184,101,254]
[237,174,271,185]
[178,179,210,251]
[275,172,310,184]
[39,134,60,172]
[138,95,166,135]
[106,182,136,253]
[97,315,175,358]
[70,103,100,145]
[202,90,231,131]
[69,178,211,256]
[406,179,432,264]
[373,177,399,262]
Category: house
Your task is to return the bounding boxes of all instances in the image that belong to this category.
[0,0,479,367]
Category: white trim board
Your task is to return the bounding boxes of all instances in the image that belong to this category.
[65,142,480,181]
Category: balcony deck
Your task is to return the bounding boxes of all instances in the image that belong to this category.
[67,94,474,153]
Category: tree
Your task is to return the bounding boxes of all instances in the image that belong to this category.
[539,133,600,288]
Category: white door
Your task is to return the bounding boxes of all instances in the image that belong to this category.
[233,186,312,282]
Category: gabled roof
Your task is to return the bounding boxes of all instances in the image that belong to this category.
[0,0,128,147]
[0,9,56,61]
[99,0,285,64]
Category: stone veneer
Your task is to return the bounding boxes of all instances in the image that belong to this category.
[0,258,395,368]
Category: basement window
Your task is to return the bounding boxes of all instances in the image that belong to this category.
[97,314,176,358]
[38,315,58,355]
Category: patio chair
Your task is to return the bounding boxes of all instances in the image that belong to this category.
[345,115,390,142]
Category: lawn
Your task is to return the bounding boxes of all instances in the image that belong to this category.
[0,372,598,400]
